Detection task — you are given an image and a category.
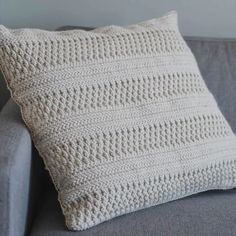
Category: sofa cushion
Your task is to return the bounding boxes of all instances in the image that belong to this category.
[2,11,236,231]
[30,189,236,236]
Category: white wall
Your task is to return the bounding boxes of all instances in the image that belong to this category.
[0,0,236,37]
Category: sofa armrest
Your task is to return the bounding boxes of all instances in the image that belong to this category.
[0,99,32,236]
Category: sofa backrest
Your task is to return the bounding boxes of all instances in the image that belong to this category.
[1,32,236,133]
[186,37,236,133]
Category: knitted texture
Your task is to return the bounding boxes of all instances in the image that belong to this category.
[1,11,236,230]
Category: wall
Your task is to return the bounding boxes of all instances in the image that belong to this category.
[1,0,236,38]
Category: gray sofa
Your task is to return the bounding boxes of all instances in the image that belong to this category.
[1,36,236,236]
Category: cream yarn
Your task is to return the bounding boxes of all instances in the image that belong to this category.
[1,11,236,230]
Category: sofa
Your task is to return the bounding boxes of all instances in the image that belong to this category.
[1,34,236,236]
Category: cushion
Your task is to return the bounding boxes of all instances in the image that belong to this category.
[30,189,236,236]
[1,11,236,230]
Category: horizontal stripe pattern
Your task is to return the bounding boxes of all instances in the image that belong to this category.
[1,12,236,231]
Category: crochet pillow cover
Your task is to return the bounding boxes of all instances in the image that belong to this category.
[1,11,236,231]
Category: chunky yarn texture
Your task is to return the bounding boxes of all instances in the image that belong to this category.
[1,12,236,230]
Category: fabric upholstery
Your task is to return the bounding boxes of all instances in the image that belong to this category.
[186,37,236,133]
[0,100,32,236]
[1,11,236,231]
[30,188,236,236]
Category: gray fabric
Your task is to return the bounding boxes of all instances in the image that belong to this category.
[30,189,236,236]
[0,99,32,236]
[56,26,93,31]
[186,37,236,133]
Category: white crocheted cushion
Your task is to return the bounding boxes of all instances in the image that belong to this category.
[1,11,236,230]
